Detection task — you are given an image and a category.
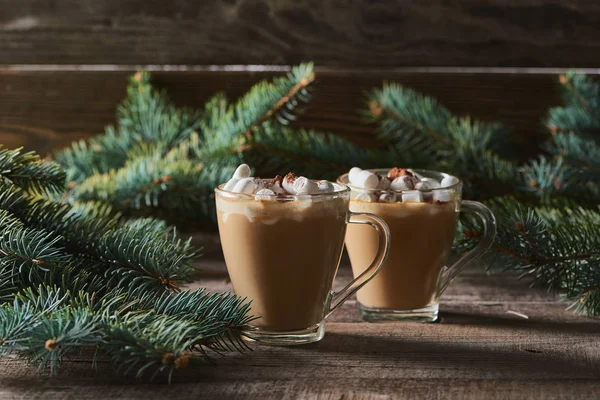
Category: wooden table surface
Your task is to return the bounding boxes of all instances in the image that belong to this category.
[1,249,599,399]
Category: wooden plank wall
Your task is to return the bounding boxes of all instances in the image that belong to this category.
[2,0,600,66]
[1,0,600,158]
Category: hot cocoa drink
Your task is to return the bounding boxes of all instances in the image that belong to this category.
[217,191,347,331]
[346,200,458,311]
[339,167,495,322]
[216,165,391,344]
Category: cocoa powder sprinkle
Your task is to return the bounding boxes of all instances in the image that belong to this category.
[387,167,413,180]
[284,172,297,184]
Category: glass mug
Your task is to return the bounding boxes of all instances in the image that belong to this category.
[338,169,496,322]
[215,181,391,345]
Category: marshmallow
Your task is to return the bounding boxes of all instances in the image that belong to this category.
[269,180,286,194]
[317,180,335,193]
[354,192,377,202]
[223,178,239,191]
[348,167,362,184]
[254,179,267,191]
[433,190,454,202]
[282,173,297,194]
[233,164,251,179]
[378,176,391,190]
[353,170,379,189]
[401,190,424,203]
[255,188,276,200]
[293,177,320,195]
[415,178,441,191]
[421,178,441,188]
[379,192,397,202]
[407,169,425,180]
[232,177,257,194]
[441,176,459,188]
[390,175,416,191]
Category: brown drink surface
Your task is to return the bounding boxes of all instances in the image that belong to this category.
[216,196,347,331]
[346,201,458,310]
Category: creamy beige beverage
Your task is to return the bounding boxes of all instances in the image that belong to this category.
[338,166,473,321]
[217,195,347,331]
[346,201,458,310]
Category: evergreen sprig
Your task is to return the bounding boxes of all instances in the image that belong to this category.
[460,197,600,316]
[0,148,252,379]
[0,148,65,193]
[547,71,600,135]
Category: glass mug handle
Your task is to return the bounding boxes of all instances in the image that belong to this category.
[327,211,391,316]
[437,200,497,295]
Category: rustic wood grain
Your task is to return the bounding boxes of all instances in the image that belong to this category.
[1,257,598,399]
[2,1,600,67]
[0,68,577,160]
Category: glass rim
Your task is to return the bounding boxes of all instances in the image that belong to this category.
[215,180,350,200]
[337,168,462,193]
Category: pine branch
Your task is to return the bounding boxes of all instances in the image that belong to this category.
[104,290,254,381]
[54,127,136,183]
[71,151,236,227]
[2,283,253,379]
[118,71,202,150]
[55,71,202,183]
[205,63,315,149]
[545,132,600,172]
[547,72,600,135]
[99,223,198,297]
[521,156,600,205]
[366,82,454,151]
[0,178,200,298]
[25,308,103,374]
[460,197,600,316]
[0,148,65,193]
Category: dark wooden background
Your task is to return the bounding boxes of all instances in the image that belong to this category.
[2,0,600,159]
[2,0,600,67]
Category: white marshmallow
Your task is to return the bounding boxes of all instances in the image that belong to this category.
[317,180,335,193]
[282,174,296,194]
[269,180,286,194]
[421,178,441,188]
[223,178,239,191]
[348,167,362,184]
[401,190,424,203]
[433,190,454,202]
[354,192,377,202]
[232,177,257,194]
[415,178,441,191]
[353,170,379,189]
[254,179,267,191]
[378,176,391,190]
[407,169,425,180]
[255,188,276,200]
[293,177,320,195]
[390,175,416,191]
[233,164,251,179]
[379,192,397,202]
[441,176,459,188]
